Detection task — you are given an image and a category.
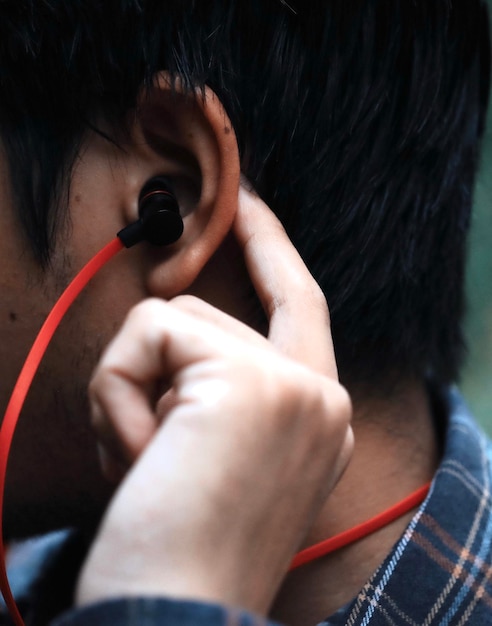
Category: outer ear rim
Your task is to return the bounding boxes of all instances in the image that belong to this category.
[141,73,241,298]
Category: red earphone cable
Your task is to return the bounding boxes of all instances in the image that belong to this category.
[0,234,432,624]
[0,237,124,626]
[289,481,431,571]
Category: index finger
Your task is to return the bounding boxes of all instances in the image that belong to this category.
[233,184,338,378]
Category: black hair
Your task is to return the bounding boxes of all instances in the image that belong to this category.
[0,0,490,388]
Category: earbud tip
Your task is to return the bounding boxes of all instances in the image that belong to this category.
[117,177,184,248]
[142,209,184,246]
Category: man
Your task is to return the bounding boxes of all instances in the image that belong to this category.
[0,1,490,624]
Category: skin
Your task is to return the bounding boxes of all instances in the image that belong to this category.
[0,78,242,537]
[77,190,353,614]
[0,78,439,624]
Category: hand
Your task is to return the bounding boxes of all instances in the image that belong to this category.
[75,186,353,615]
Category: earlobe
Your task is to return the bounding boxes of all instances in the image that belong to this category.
[136,73,241,297]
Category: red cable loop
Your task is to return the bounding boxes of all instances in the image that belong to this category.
[289,481,431,571]
[0,233,432,623]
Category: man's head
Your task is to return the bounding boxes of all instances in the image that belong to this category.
[2,0,490,386]
[0,1,489,534]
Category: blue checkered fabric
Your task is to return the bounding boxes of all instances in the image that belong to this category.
[2,390,491,625]
[324,389,492,626]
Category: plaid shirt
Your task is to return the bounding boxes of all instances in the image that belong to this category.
[323,389,492,626]
[2,390,491,625]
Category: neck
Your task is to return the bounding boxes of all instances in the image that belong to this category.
[270,380,440,626]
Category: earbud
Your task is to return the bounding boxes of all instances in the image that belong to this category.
[117,176,184,247]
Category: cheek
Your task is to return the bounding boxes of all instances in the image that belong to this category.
[2,247,150,534]
[18,239,152,433]
[54,248,151,379]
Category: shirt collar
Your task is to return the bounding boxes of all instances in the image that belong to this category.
[323,388,492,625]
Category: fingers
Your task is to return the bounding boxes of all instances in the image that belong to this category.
[169,295,269,352]
[234,185,337,378]
[89,298,263,467]
[83,303,353,611]
[92,185,342,478]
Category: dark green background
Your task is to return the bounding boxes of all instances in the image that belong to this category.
[462,1,492,432]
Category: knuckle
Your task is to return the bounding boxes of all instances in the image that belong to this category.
[334,384,353,424]
[126,297,164,327]
[305,282,331,326]
[269,362,323,428]
[307,378,352,441]
[169,294,202,312]
[87,369,117,428]
[234,356,294,423]
[328,383,353,430]
[285,275,330,325]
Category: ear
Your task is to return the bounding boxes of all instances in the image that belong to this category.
[132,73,240,297]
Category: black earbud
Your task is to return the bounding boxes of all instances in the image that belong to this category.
[117,176,184,248]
